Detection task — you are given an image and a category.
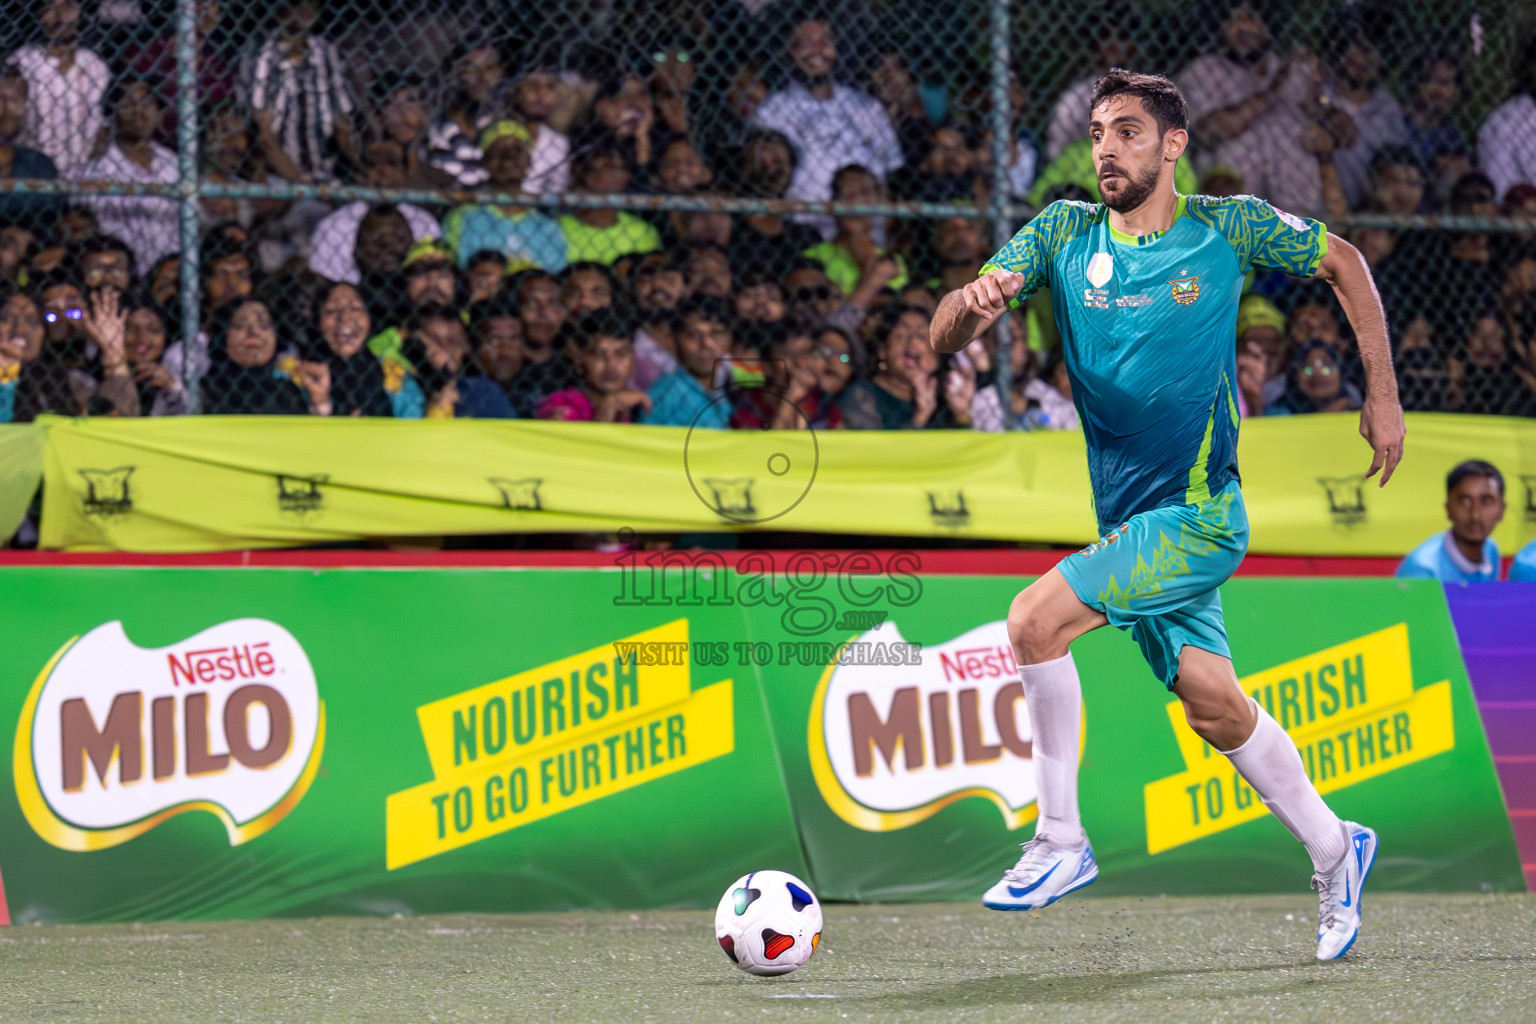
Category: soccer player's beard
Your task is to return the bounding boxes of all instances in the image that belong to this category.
[1099,162,1160,213]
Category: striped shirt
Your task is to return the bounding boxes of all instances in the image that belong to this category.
[247,33,354,181]
[426,112,497,188]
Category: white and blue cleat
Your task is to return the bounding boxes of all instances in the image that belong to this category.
[982,834,1099,911]
[1313,821,1378,961]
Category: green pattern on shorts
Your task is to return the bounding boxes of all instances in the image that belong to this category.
[1094,490,1238,611]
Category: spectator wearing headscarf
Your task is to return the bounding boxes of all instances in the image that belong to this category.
[201,298,327,415]
[309,280,393,417]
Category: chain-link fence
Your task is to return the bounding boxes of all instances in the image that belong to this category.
[1,0,1535,429]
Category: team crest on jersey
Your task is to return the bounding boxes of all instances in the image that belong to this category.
[1168,276,1201,305]
[1087,252,1114,288]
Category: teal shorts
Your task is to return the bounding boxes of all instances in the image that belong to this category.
[1058,481,1249,688]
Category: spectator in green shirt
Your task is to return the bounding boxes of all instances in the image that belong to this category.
[442,120,568,274]
[558,134,662,266]
[802,164,909,299]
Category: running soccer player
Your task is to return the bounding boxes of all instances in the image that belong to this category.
[930,70,1406,961]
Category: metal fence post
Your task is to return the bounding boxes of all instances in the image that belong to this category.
[175,0,201,413]
[988,0,1015,429]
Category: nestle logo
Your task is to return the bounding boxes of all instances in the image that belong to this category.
[168,643,277,686]
[939,645,1018,683]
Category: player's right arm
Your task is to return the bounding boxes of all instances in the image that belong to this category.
[931,203,1068,354]
[931,271,1024,352]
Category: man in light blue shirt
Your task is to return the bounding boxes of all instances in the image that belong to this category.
[1509,538,1536,581]
[1396,460,1505,583]
[642,297,731,429]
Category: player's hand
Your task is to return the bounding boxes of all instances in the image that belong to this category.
[962,272,1024,320]
[1360,392,1405,487]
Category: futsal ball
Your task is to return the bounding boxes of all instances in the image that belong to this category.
[714,869,823,976]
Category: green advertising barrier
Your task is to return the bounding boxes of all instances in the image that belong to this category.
[0,568,1520,924]
[751,576,1522,900]
[0,568,805,923]
[29,412,1536,555]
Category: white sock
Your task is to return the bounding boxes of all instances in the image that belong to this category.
[1020,652,1085,847]
[1221,698,1347,873]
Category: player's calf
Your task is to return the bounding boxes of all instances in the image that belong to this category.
[1174,675,1256,752]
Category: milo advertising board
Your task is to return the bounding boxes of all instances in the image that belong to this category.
[752,575,1520,900]
[0,566,1519,924]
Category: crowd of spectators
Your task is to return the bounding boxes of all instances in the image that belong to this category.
[3,0,1536,428]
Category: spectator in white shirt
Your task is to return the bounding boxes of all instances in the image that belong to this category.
[308,139,441,285]
[1177,5,1351,217]
[247,0,358,183]
[71,76,178,277]
[4,0,109,176]
[1479,40,1536,205]
[1045,13,1140,162]
[748,17,902,237]
[512,63,570,196]
[1323,19,1406,209]
[1177,5,1290,156]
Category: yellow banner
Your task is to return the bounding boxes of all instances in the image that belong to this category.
[31,413,1536,555]
[413,620,692,779]
[384,619,735,870]
[0,423,43,544]
[1144,625,1455,854]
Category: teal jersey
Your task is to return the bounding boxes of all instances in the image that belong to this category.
[982,193,1328,531]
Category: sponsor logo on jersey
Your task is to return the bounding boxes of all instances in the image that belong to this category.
[1086,252,1114,288]
[16,619,325,851]
[809,620,1041,832]
[1114,295,1153,308]
[1168,276,1201,305]
[1082,288,1109,309]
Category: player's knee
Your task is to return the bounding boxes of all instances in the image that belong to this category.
[1007,591,1067,664]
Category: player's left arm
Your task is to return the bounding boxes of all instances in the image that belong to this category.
[1315,234,1406,486]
